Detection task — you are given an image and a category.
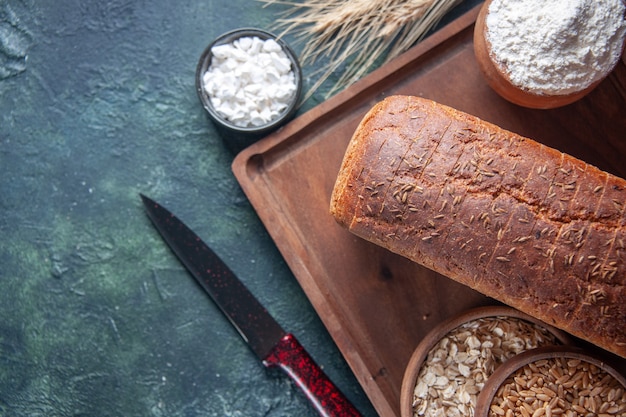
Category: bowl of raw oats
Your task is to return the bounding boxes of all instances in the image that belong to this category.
[400,306,571,417]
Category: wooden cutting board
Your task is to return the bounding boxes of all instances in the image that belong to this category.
[232,4,626,417]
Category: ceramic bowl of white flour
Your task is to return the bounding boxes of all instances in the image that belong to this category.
[196,28,302,137]
[474,0,626,109]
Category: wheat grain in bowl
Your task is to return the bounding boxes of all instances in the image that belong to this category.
[475,346,626,417]
[401,307,571,417]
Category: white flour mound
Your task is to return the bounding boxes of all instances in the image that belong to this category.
[486,0,626,95]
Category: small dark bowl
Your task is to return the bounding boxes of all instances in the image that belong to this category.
[195,28,302,141]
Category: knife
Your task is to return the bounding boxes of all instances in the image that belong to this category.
[140,194,362,417]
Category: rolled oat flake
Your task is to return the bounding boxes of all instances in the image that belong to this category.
[412,317,559,417]
[486,0,626,95]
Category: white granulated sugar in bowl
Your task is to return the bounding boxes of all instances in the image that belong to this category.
[486,0,626,95]
[202,36,297,128]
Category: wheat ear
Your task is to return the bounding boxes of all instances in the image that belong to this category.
[260,0,462,101]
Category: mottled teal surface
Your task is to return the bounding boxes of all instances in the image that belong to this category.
[0,0,478,415]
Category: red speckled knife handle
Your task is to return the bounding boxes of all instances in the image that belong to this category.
[263,333,362,417]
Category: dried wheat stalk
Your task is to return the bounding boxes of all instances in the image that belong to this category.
[260,0,463,100]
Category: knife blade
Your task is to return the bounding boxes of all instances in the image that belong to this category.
[140,194,362,417]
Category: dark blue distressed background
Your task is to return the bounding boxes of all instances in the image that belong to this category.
[0,1,479,415]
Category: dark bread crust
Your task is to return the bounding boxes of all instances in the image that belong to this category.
[330,95,626,358]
